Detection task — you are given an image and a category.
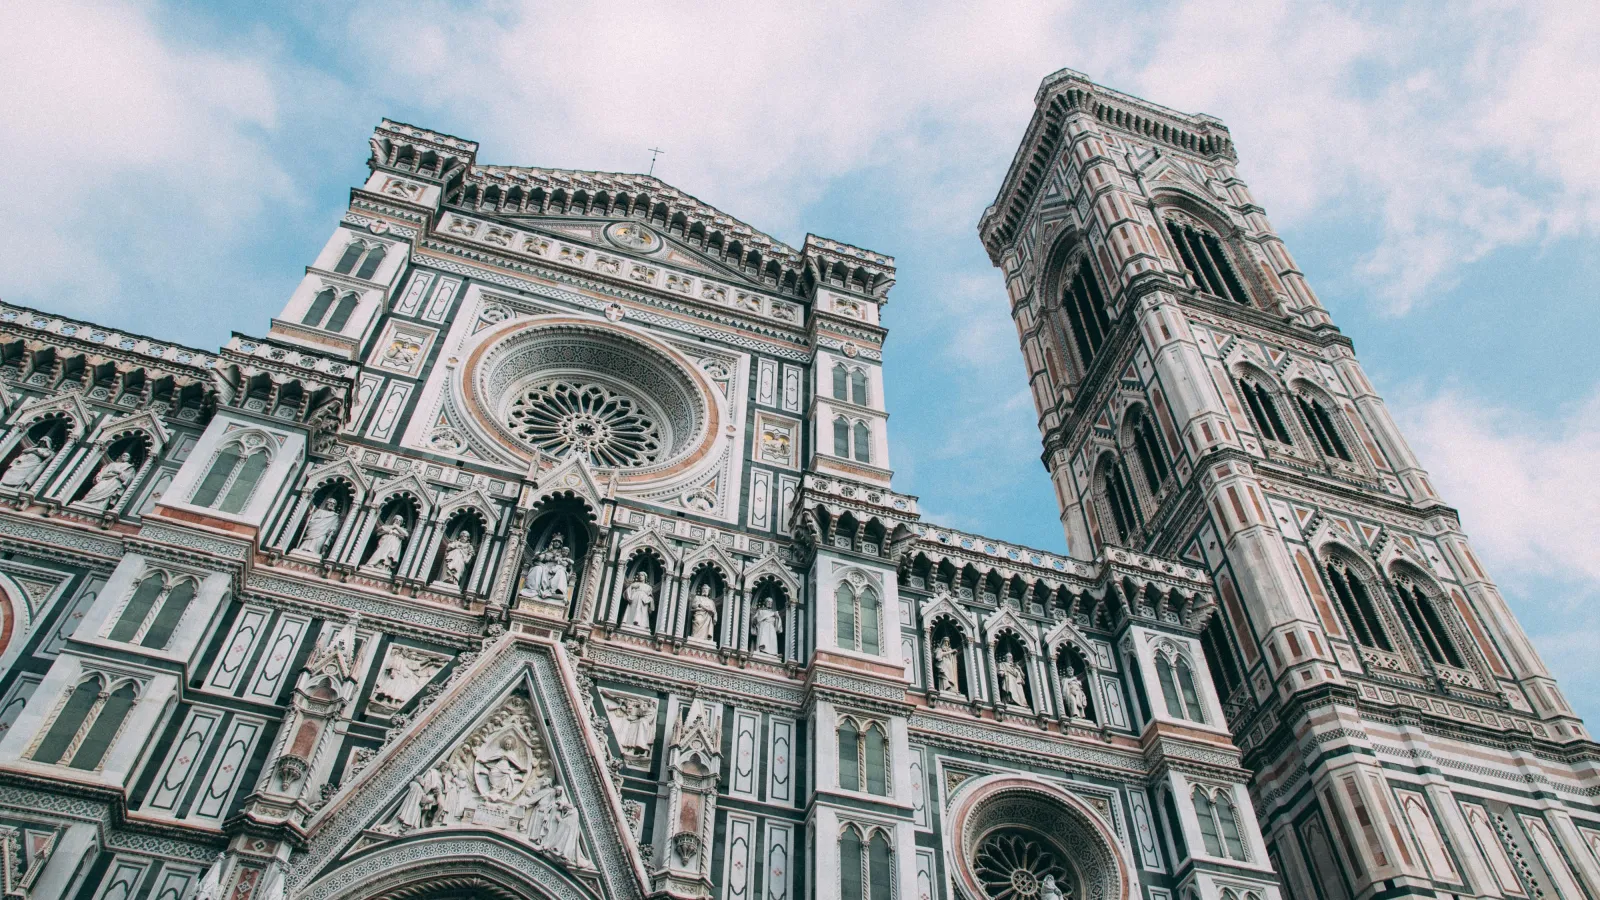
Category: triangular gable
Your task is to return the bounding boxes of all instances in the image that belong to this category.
[303,458,372,504]
[295,636,645,900]
[7,391,95,434]
[983,604,1039,652]
[437,486,497,522]
[531,454,608,517]
[90,408,172,453]
[742,553,800,598]
[369,472,435,517]
[919,588,979,636]
[1042,615,1094,658]
[682,540,739,581]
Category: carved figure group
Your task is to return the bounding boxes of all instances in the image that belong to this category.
[600,692,659,762]
[1,437,55,489]
[79,452,135,511]
[521,534,573,602]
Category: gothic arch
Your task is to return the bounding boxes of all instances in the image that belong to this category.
[299,835,610,900]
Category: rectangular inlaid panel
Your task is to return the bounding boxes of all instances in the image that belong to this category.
[767,716,794,805]
[763,820,793,900]
[723,813,756,900]
[756,358,778,407]
[1126,788,1164,871]
[747,469,773,532]
[730,709,760,799]
[345,372,385,435]
[207,606,269,693]
[393,268,435,317]
[245,614,309,702]
[775,475,799,536]
[364,381,413,442]
[147,707,222,814]
[421,276,461,324]
[191,715,264,821]
[780,364,802,413]
[94,858,149,900]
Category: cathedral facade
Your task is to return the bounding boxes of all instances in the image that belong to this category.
[0,69,1586,900]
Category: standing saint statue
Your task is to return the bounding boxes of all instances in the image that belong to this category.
[688,583,718,643]
[751,596,782,656]
[1062,667,1090,720]
[442,530,476,586]
[296,498,342,557]
[367,514,409,572]
[1,437,55,489]
[934,636,962,694]
[79,452,135,511]
[998,651,1029,707]
[621,572,655,631]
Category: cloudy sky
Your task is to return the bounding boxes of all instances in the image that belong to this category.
[3,1,1598,720]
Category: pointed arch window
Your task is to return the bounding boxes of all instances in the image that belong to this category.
[842,827,893,900]
[1129,407,1170,493]
[837,717,889,796]
[833,417,851,457]
[836,580,881,655]
[324,293,360,332]
[1192,786,1249,860]
[1394,575,1464,668]
[837,718,861,791]
[1237,377,1294,445]
[853,421,871,463]
[833,364,849,401]
[1296,394,1352,461]
[303,289,336,327]
[850,369,869,406]
[1060,257,1113,371]
[333,240,388,280]
[109,573,199,649]
[1193,788,1225,857]
[1200,617,1242,699]
[192,442,270,514]
[1101,458,1142,545]
[1155,647,1205,722]
[1325,560,1390,652]
[354,243,387,280]
[33,675,139,771]
[1166,219,1250,305]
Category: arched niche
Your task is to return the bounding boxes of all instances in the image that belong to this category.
[947,775,1135,900]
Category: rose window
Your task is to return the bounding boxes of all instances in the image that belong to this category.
[507,380,664,468]
[974,829,1074,900]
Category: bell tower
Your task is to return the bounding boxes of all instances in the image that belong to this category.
[982,69,1600,900]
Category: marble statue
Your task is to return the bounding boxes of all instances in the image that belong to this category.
[688,583,718,643]
[296,498,342,557]
[935,636,962,694]
[442,530,476,586]
[79,452,135,510]
[622,572,654,630]
[1041,874,1064,900]
[368,514,409,571]
[998,651,1029,707]
[521,534,572,601]
[600,692,659,762]
[1063,668,1090,720]
[1,437,54,489]
[752,596,782,656]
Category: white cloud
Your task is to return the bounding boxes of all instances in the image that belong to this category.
[1396,385,1600,585]
[0,0,293,322]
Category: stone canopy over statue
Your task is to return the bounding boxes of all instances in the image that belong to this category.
[521,533,573,602]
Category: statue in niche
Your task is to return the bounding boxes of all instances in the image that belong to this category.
[998,651,1029,707]
[688,584,718,643]
[1,437,54,488]
[442,530,476,586]
[79,452,135,511]
[296,498,342,557]
[751,596,783,656]
[600,692,659,763]
[622,572,655,630]
[368,514,409,572]
[1062,666,1090,720]
[934,636,962,695]
[521,534,572,601]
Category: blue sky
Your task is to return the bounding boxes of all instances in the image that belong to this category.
[3,1,1598,722]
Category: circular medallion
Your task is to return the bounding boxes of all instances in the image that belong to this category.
[368,219,389,235]
[606,221,663,253]
[841,341,860,358]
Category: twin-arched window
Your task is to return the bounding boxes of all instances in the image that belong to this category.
[1192,785,1249,860]
[832,364,869,406]
[840,825,894,900]
[836,579,881,655]
[302,288,361,332]
[1099,456,1142,546]
[191,439,271,513]
[32,674,140,770]
[837,716,889,795]
[1154,645,1205,723]
[833,417,872,464]
[108,572,198,649]
[1165,218,1250,305]
[333,240,387,280]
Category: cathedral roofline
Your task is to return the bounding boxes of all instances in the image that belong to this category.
[372,120,896,300]
[978,69,1237,263]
